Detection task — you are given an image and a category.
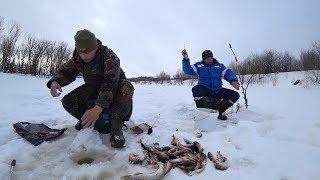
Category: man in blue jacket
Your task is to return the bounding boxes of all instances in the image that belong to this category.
[181,49,240,120]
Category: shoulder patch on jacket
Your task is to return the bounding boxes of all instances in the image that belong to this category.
[195,62,204,68]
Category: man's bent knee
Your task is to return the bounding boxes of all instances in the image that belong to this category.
[231,91,240,103]
[111,80,134,121]
[61,93,83,120]
[61,93,72,111]
[192,85,210,97]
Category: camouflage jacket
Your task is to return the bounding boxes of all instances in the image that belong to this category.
[47,40,126,109]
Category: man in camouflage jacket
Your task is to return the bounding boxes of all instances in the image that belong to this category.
[47,29,134,148]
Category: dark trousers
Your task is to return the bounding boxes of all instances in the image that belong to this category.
[60,85,112,133]
[61,81,133,134]
[192,85,240,110]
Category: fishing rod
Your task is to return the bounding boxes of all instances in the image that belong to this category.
[228,43,241,81]
[229,43,238,62]
[10,159,16,180]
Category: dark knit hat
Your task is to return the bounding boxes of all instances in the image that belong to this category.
[74,29,98,53]
[202,50,213,60]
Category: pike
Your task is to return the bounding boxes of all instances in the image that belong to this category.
[121,161,173,180]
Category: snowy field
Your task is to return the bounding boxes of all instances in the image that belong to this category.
[0,72,320,180]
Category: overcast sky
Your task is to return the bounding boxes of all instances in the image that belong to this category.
[1,0,319,77]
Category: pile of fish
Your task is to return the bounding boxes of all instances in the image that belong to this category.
[121,135,230,180]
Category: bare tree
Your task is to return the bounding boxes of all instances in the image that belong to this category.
[53,42,72,73]
[1,21,21,72]
[301,50,318,70]
[278,52,295,72]
[303,41,320,86]
[18,34,37,74]
[172,69,191,84]
[0,16,4,42]
[305,70,320,85]
[44,41,56,75]
[155,71,171,84]
[31,39,50,75]
[15,46,24,73]
[230,54,267,109]
[313,41,320,57]
[312,41,320,70]
[300,41,320,71]
[0,17,4,69]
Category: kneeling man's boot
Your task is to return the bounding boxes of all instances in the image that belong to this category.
[217,99,233,120]
[75,120,84,130]
[110,118,125,148]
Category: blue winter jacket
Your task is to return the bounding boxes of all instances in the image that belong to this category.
[182,58,238,93]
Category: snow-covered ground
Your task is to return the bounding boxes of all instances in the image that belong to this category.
[0,72,319,180]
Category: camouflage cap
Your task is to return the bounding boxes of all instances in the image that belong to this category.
[74,29,98,53]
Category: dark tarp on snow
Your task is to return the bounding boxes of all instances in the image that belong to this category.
[13,122,67,146]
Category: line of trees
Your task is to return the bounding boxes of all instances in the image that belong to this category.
[0,17,72,76]
[229,42,320,75]
[128,70,192,84]
[0,17,319,82]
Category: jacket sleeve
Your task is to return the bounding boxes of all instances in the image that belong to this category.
[95,49,121,109]
[182,58,197,76]
[46,57,79,88]
[221,63,238,84]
